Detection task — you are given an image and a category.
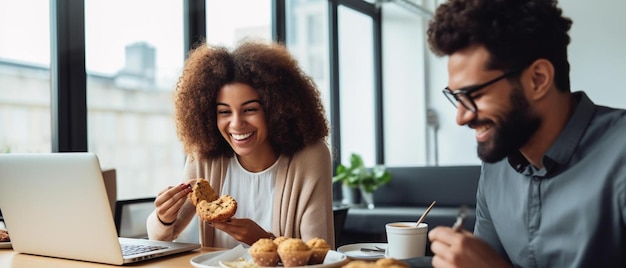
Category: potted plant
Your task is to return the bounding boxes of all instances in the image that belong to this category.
[332,153,391,208]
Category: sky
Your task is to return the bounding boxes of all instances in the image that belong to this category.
[0,0,51,67]
[0,0,270,79]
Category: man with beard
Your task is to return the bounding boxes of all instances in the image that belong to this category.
[426,0,626,267]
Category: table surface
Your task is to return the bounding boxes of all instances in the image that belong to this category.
[1,245,433,268]
[0,247,219,268]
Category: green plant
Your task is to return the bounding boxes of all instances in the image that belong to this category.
[332,153,392,193]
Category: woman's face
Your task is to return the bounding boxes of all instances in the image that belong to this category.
[216,83,273,159]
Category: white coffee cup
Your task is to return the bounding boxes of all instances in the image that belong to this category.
[385,222,428,259]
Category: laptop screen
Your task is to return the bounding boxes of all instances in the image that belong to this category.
[0,153,200,265]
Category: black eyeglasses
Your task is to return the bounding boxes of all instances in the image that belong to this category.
[442,70,519,113]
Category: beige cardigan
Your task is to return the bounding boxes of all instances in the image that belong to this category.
[147,140,335,248]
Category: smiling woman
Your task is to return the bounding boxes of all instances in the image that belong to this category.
[146,40,335,250]
[216,83,275,171]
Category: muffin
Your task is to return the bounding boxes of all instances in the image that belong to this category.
[249,238,280,267]
[190,178,238,222]
[342,258,409,268]
[273,236,288,246]
[277,238,312,267]
[306,237,330,264]
[196,194,238,222]
[342,260,379,268]
[189,178,218,206]
[375,258,409,268]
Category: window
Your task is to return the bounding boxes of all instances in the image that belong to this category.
[285,0,331,139]
[85,0,184,199]
[338,5,376,166]
[206,0,271,48]
[381,3,428,166]
[0,0,51,153]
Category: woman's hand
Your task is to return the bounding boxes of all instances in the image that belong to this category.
[154,179,195,225]
[210,218,272,246]
[429,226,511,268]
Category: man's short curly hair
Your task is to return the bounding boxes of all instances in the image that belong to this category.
[174,40,329,159]
[427,0,573,92]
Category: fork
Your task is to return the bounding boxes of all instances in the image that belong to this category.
[452,205,467,232]
[360,246,386,253]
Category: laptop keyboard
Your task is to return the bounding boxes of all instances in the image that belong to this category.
[121,244,168,256]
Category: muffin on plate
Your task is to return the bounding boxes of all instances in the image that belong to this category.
[249,238,280,267]
[277,238,312,267]
[273,236,288,246]
[306,237,330,264]
[375,258,409,268]
[342,260,379,268]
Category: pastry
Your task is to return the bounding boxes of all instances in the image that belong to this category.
[196,194,237,222]
[277,238,312,267]
[249,238,280,266]
[189,178,237,222]
[273,236,288,246]
[342,260,378,268]
[342,258,409,268]
[306,237,330,264]
[375,258,409,268]
[189,178,218,206]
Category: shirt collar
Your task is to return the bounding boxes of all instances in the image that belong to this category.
[507,91,596,176]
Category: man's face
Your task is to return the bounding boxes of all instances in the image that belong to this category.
[473,84,541,162]
[447,45,540,163]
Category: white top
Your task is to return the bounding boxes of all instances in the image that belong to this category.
[214,155,279,248]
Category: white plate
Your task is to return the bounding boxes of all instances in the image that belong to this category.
[0,242,11,249]
[190,250,230,268]
[336,243,387,260]
[191,248,348,268]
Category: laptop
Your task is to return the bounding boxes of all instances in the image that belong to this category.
[0,153,200,265]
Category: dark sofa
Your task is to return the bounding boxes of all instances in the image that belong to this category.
[338,165,481,253]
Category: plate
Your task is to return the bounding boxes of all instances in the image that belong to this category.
[191,250,230,268]
[336,243,387,260]
[191,246,348,268]
[0,242,11,249]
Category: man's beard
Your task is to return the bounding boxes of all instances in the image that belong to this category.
[475,86,541,163]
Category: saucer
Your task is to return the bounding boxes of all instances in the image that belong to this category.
[336,243,387,260]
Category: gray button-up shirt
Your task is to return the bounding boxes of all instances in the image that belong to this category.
[474,92,626,268]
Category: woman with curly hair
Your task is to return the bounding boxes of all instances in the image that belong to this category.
[146,40,334,249]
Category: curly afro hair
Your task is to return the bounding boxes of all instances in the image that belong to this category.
[427,0,573,92]
[174,40,329,159]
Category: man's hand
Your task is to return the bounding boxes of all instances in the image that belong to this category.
[428,226,511,268]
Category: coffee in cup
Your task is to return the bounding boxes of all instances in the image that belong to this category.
[385,222,428,259]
